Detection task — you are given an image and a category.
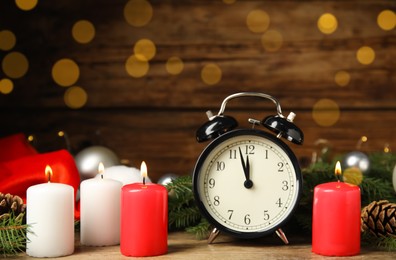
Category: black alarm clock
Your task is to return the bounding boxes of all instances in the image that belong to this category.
[192,92,304,244]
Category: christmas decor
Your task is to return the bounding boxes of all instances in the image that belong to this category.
[157,173,178,186]
[361,200,396,238]
[0,193,28,257]
[74,146,120,181]
[342,151,370,175]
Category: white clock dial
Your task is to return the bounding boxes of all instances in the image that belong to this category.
[193,129,302,238]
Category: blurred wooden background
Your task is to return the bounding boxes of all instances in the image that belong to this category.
[0,0,395,181]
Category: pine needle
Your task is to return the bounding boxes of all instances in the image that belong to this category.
[0,213,28,257]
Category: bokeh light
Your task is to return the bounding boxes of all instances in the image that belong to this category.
[15,0,38,11]
[124,0,153,27]
[2,52,29,79]
[356,46,375,65]
[64,86,88,109]
[317,13,338,34]
[201,63,222,85]
[134,39,156,61]
[312,98,340,127]
[261,30,283,52]
[166,56,184,75]
[72,20,96,44]
[0,78,14,94]
[52,59,80,87]
[334,70,351,87]
[125,55,149,78]
[0,30,16,51]
[377,10,396,31]
[246,10,270,33]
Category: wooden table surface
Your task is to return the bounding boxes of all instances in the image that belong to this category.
[12,232,395,259]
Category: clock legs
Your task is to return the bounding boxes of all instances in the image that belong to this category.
[207,227,220,244]
[275,228,289,244]
[207,227,289,245]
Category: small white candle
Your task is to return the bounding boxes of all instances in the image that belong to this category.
[26,166,74,257]
[94,165,151,185]
[80,162,122,246]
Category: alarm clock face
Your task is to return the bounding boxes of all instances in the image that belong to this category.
[193,129,302,238]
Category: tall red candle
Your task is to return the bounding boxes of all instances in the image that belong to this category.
[312,161,361,256]
[120,161,168,257]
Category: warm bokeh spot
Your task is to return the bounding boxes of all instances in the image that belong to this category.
[15,0,38,11]
[261,30,283,52]
[312,98,340,127]
[377,10,396,31]
[125,55,149,78]
[64,86,88,109]
[356,46,375,65]
[246,10,270,33]
[134,39,156,61]
[0,78,14,94]
[2,52,29,79]
[52,59,80,87]
[201,63,222,85]
[166,57,184,75]
[124,0,153,27]
[334,70,351,87]
[317,13,338,34]
[72,20,96,44]
[0,30,16,51]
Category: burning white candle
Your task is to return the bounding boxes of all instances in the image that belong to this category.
[26,165,74,257]
[80,162,122,246]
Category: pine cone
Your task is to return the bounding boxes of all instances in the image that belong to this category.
[0,192,26,221]
[361,200,396,238]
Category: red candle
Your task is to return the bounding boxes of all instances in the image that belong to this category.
[120,161,168,257]
[312,161,361,256]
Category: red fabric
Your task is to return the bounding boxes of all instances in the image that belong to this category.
[0,135,81,219]
[0,133,37,161]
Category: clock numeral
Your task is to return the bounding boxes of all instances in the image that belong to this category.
[263,210,270,221]
[244,214,251,225]
[216,161,225,171]
[208,178,215,189]
[277,162,284,172]
[282,180,288,191]
[245,145,255,155]
[227,210,234,220]
[276,198,283,208]
[229,149,237,159]
[213,196,220,206]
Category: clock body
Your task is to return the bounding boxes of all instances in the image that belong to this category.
[192,129,302,239]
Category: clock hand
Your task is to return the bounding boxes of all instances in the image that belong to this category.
[238,147,253,189]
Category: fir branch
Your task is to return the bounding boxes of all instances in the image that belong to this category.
[360,178,395,206]
[186,218,211,240]
[0,213,28,257]
[169,206,201,229]
[362,232,396,251]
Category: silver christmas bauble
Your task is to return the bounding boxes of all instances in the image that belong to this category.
[75,146,120,180]
[157,173,178,186]
[341,151,370,175]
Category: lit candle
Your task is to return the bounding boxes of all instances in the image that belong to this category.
[120,161,168,257]
[312,161,361,256]
[26,166,74,257]
[94,165,152,185]
[80,162,122,246]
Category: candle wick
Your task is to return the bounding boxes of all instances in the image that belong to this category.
[101,174,103,179]
[143,176,146,185]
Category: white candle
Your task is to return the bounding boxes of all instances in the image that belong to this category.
[80,162,122,246]
[26,166,74,257]
[94,165,151,185]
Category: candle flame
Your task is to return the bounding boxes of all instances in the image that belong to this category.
[45,165,53,183]
[140,161,148,179]
[335,161,342,177]
[98,162,105,174]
